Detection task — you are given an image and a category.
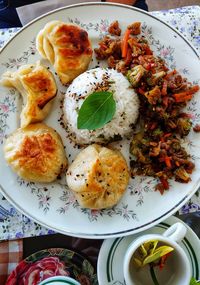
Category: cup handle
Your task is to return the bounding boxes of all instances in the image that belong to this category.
[162,222,187,243]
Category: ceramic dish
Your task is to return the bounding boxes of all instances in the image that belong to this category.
[97,215,200,284]
[0,3,200,238]
[39,276,80,285]
[6,248,97,285]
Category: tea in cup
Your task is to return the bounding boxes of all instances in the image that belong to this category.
[123,222,191,285]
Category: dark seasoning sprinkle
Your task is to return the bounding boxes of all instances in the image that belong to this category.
[58,102,86,148]
[57,59,135,180]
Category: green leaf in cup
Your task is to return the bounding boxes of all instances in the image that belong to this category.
[143,240,158,255]
[133,257,143,267]
[77,91,116,130]
[133,240,174,285]
[143,245,174,265]
[139,244,148,257]
[133,241,174,267]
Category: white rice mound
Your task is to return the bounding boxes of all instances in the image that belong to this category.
[63,67,139,144]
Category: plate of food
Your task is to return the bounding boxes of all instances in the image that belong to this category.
[6,248,97,285]
[0,3,200,238]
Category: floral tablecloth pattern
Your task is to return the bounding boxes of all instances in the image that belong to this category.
[0,5,199,240]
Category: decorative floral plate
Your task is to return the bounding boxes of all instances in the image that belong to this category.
[97,215,200,285]
[0,3,200,238]
[6,248,97,285]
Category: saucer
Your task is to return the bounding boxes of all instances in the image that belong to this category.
[97,215,200,285]
[6,248,97,285]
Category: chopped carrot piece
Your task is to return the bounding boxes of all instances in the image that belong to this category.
[173,85,199,102]
[161,80,168,96]
[149,122,157,130]
[160,177,169,190]
[138,87,145,95]
[175,94,193,102]
[163,133,172,138]
[121,28,131,58]
[144,45,153,55]
[164,156,172,168]
[164,69,177,80]
[99,43,107,50]
[124,47,132,65]
[162,96,169,107]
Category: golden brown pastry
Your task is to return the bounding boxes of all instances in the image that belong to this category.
[66,144,129,209]
[4,123,67,183]
[36,20,93,85]
[1,62,57,128]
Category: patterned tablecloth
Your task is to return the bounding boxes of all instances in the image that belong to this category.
[0,5,200,241]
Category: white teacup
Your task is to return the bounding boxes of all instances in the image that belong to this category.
[38,276,81,285]
[123,222,191,285]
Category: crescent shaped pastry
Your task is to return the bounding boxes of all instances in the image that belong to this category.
[1,62,57,128]
[66,144,129,209]
[4,123,67,183]
[36,21,93,85]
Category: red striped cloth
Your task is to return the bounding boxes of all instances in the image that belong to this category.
[0,240,23,285]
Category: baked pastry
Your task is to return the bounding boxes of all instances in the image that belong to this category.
[36,20,93,85]
[66,144,129,209]
[1,62,57,128]
[4,123,67,183]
